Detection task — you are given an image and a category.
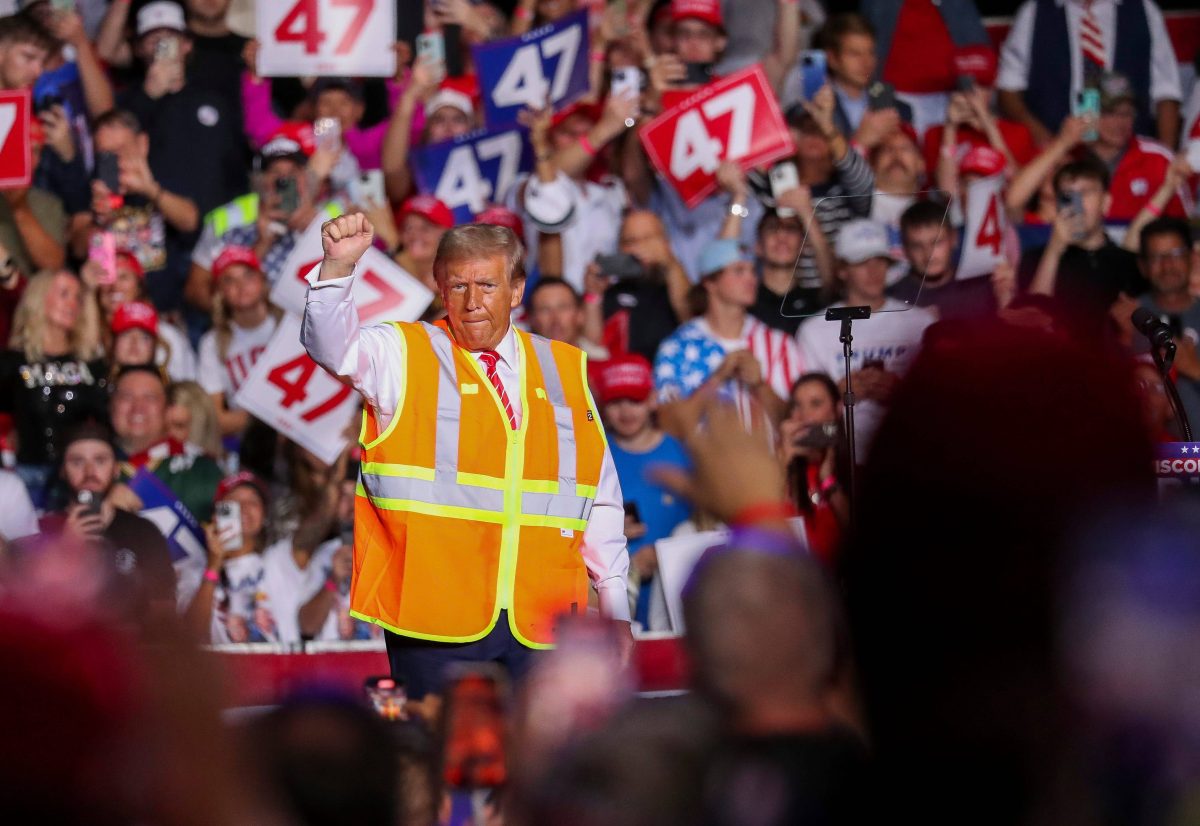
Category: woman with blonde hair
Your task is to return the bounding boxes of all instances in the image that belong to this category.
[0,269,108,507]
[165,380,226,463]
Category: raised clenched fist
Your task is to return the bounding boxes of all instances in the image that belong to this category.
[320,213,376,281]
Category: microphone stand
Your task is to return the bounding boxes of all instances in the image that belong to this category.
[825,306,871,525]
[1150,336,1193,441]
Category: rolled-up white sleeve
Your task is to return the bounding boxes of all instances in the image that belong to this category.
[996,1,1035,92]
[301,263,406,421]
[1145,0,1182,104]
[581,449,632,623]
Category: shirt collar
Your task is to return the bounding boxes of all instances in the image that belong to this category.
[472,324,517,368]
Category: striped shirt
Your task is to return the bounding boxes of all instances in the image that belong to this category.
[797,149,875,290]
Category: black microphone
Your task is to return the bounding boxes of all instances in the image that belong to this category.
[1131,307,1175,351]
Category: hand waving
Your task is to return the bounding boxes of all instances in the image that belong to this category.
[321,213,375,280]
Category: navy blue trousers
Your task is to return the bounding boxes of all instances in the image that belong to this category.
[384,611,540,698]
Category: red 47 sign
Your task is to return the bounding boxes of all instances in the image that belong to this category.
[639,65,794,208]
[958,174,1009,280]
[257,0,396,77]
[0,90,31,189]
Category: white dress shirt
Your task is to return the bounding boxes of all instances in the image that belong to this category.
[301,265,631,623]
[997,0,1182,105]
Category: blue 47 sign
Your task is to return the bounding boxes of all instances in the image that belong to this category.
[472,9,589,129]
[413,126,533,223]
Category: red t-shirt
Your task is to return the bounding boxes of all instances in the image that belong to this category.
[1106,137,1187,222]
[881,0,957,93]
[922,120,1038,179]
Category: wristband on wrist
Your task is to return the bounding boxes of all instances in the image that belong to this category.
[1144,201,1163,218]
[203,568,219,584]
[514,5,533,21]
[590,49,607,64]
[584,292,601,304]
[324,578,340,594]
[579,135,598,157]
[730,500,800,526]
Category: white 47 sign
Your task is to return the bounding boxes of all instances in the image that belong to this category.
[257,0,396,77]
[640,65,794,208]
[413,127,532,222]
[958,175,1008,280]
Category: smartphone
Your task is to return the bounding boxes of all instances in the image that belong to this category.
[1057,189,1083,215]
[683,62,713,86]
[348,170,385,208]
[215,500,243,551]
[624,501,641,524]
[611,66,642,99]
[443,24,465,79]
[87,231,117,285]
[364,676,407,721]
[416,30,445,66]
[76,488,101,517]
[594,252,645,281]
[275,176,299,215]
[769,161,800,216]
[955,75,976,93]
[867,81,897,111]
[1186,139,1200,174]
[95,150,121,194]
[796,421,839,450]
[34,92,64,114]
[800,50,827,101]
[441,666,507,790]
[1073,88,1100,142]
[154,36,180,63]
[313,116,341,153]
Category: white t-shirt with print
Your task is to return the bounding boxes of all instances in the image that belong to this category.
[197,315,278,405]
[259,537,339,645]
[796,298,936,454]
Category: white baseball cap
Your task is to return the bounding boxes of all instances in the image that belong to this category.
[137,1,187,37]
[835,219,895,265]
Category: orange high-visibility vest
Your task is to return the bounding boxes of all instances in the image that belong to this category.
[350,320,608,648]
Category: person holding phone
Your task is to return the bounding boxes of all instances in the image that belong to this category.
[819,13,912,148]
[303,215,635,698]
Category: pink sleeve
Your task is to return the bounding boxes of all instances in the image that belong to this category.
[242,71,284,150]
[344,75,426,171]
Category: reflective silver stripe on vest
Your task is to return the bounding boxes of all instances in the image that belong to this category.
[521,491,591,522]
[360,472,505,512]
[422,323,461,485]
[528,335,577,493]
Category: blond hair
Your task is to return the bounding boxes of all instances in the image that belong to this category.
[210,280,282,363]
[433,224,525,285]
[9,270,103,362]
[167,380,224,459]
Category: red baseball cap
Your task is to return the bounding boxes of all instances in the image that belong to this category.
[260,121,316,166]
[952,45,998,88]
[959,145,1006,177]
[670,0,723,30]
[399,195,455,229]
[551,101,604,131]
[115,249,144,279]
[214,470,270,507]
[475,206,525,244]
[599,354,654,404]
[212,246,262,280]
[111,301,158,336]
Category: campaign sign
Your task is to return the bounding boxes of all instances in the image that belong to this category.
[413,126,533,223]
[128,467,207,566]
[257,0,397,77]
[640,64,795,209]
[958,174,1008,280]
[1156,443,1200,477]
[270,220,434,318]
[0,89,31,189]
[472,9,589,128]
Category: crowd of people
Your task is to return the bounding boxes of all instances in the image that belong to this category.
[1,0,1200,822]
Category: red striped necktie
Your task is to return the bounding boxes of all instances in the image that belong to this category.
[1080,1,1107,70]
[477,350,517,430]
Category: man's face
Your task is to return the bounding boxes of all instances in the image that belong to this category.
[62,439,117,497]
[1142,232,1192,295]
[217,264,266,312]
[259,158,309,217]
[95,123,148,164]
[530,283,583,343]
[757,215,805,268]
[790,123,832,164]
[827,33,876,90]
[111,372,167,447]
[439,254,524,351]
[187,0,231,24]
[1096,102,1135,150]
[840,257,889,302]
[873,132,924,192]
[425,106,473,144]
[401,214,446,264]
[315,89,364,132]
[706,260,758,309]
[619,212,666,264]
[0,40,48,91]
[1057,175,1108,236]
[902,223,954,280]
[603,397,653,439]
[671,19,724,65]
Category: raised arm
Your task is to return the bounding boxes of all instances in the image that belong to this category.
[762,0,802,97]
[1004,116,1086,219]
